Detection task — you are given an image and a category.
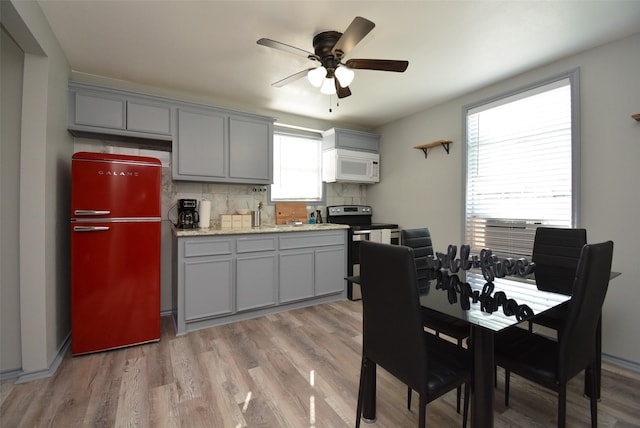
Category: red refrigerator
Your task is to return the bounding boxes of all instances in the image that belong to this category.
[71,152,161,355]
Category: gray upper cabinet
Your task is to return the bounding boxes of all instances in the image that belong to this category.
[229,116,272,182]
[322,127,380,153]
[175,107,226,179]
[74,90,125,130]
[68,82,172,141]
[173,107,274,184]
[127,99,172,135]
[67,82,274,185]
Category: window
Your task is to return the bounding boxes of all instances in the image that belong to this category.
[464,69,580,257]
[270,128,325,203]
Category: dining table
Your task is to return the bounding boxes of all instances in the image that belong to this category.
[350,267,573,428]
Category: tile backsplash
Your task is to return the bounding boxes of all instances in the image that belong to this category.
[74,139,368,227]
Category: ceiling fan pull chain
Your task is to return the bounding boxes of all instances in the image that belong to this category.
[329,94,332,113]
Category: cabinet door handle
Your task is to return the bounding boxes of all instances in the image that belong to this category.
[74,210,111,216]
[73,226,110,232]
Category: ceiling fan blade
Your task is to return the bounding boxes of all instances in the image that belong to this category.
[345,59,409,72]
[332,16,375,58]
[257,38,314,59]
[272,68,313,87]
[335,79,352,99]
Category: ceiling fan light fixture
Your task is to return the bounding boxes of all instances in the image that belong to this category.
[307,66,327,87]
[320,77,337,95]
[335,66,354,87]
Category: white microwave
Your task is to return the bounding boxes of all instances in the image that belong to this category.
[322,149,380,183]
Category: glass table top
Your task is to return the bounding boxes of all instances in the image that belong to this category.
[417,269,572,332]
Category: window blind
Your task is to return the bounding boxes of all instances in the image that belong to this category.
[464,73,578,258]
[270,131,324,202]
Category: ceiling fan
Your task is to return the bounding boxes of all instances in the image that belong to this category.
[257,16,409,99]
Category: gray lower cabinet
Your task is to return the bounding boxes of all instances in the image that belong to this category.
[279,231,347,303]
[315,247,347,296]
[176,237,235,334]
[184,256,233,320]
[279,251,315,303]
[236,235,278,312]
[173,229,347,335]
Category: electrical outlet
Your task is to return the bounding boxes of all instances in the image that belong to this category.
[251,186,267,193]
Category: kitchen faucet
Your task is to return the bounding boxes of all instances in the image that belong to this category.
[286,212,302,225]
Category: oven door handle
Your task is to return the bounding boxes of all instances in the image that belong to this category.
[352,230,370,241]
[353,230,372,235]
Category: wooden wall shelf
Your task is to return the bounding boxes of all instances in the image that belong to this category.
[414,140,452,158]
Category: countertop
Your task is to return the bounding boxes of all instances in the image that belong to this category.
[172,223,349,237]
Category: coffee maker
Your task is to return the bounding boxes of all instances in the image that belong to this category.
[177,199,199,229]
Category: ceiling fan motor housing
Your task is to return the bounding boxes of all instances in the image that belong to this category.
[313,31,343,73]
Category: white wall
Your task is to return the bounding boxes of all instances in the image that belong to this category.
[1,26,24,373]
[370,33,640,366]
[2,0,73,380]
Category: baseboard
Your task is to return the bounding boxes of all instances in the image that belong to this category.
[602,353,640,373]
[14,333,71,384]
[0,368,23,382]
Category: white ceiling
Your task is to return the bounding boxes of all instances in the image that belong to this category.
[37,0,640,128]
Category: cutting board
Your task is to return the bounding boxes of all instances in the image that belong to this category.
[275,203,308,224]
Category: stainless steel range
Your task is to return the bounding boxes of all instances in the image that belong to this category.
[326,205,399,300]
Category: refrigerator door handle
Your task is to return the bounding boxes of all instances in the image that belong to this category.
[73,226,110,232]
[74,210,111,216]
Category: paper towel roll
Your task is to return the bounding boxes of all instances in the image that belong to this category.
[199,200,211,228]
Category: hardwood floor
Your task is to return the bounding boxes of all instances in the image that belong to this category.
[2,300,639,427]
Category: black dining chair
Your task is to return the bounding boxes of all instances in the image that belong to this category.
[494,240,614,428]
[530,227,587,296]
[528,227,608,397]
[528,226,587,330]
[401,228,470,412]
[355,241,471,428]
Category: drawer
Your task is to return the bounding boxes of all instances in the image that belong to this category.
[279,231,345,250]
[184,238,233,257]
[236,235,277,253]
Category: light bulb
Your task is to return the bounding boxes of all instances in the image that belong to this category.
[335,66,354,87]
[307,66,326,88]
[320,77,337,95]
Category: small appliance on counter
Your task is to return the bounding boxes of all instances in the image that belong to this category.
[177,199,199,229]
[252,202,262,228]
